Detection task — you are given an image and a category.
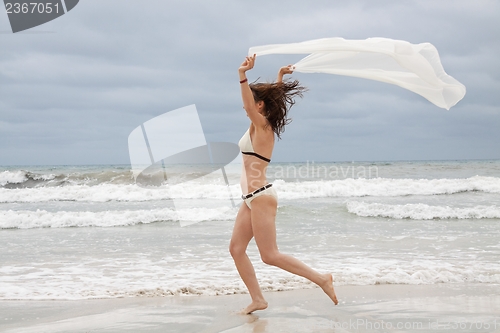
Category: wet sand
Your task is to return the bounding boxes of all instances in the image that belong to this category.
[1,283,499,333]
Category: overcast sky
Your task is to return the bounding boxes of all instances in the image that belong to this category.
[1,0,499,165]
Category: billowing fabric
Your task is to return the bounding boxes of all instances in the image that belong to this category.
[249,38,466,110]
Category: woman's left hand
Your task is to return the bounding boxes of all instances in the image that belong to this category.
[279,64,294,75]
[277,64,294,82]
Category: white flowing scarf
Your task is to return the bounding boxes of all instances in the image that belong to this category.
[249,38,466,110]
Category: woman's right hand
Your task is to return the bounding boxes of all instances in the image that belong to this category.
[239,54,256,73]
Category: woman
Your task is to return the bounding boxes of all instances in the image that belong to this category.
[229,54,338,314]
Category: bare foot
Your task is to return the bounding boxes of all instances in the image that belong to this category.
[320,273,338,305]
[240,299,268,314]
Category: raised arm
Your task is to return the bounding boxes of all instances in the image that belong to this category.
[277,65,294,83]
[238,54,267,128]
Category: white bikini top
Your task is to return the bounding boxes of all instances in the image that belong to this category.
[238,129,271,163]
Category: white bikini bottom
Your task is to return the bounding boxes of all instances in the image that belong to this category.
[241,183,277,209]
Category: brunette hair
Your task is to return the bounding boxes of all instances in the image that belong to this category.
[249,79,307,139]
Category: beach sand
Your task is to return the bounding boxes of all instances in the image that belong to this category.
[1,283,499,333]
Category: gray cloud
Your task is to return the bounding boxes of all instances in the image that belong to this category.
[0,0,499,165]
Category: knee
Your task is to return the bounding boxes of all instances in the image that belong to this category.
[260,251,281,266]
[229,242,246,258]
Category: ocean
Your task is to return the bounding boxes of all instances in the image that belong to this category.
[1,160,499,301]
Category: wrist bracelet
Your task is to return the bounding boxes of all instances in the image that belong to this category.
[239,78,248,84]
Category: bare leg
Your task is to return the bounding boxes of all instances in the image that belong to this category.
[229,203,268,314]
[250,195,338,305]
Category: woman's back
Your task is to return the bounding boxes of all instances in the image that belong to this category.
[239,123,274,193]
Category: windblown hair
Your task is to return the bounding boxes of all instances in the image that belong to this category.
[249,79,307,139]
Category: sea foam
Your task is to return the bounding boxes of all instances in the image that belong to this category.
[346,201,500,219]
[0,170,28,186]
[0,207,236,229]
[1,176,499,203]
[1,256,498,300]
